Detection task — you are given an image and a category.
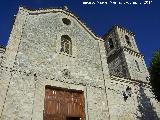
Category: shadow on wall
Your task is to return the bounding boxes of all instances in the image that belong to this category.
[136,84,159,120]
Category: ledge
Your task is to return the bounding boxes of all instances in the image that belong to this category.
[110,75,150,88]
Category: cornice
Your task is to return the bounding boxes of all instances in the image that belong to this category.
[110,75,150,88]
[123,46,144,59]
[0,46,6,53]
[103,24,135,39]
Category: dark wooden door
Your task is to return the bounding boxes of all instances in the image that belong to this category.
[43,86,85,120]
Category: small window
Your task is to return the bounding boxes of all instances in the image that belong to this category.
[135,60,140,71]
[60,35,72,55]
[62,18,71,25]
[125,35,132,46]
[108,38,114,49]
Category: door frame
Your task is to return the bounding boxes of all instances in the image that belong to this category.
[44,85,85,120]
[31,78,88,120]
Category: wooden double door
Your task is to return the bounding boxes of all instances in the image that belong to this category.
[44,86,85,120]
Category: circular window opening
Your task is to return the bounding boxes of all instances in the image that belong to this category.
[125,35,131,46]
[62,18,71,25]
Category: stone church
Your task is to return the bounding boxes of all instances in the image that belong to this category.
[0,6,160,120]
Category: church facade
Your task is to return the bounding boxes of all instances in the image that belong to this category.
[0,7,160,120]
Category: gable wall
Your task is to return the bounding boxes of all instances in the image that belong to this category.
[0,7,110,120]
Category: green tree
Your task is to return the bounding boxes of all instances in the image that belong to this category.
[149,49,160,101]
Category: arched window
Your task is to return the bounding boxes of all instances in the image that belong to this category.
[60,35,72,55]
[125,35,132,47]
[108,38,114,49]
[135,60,140,71]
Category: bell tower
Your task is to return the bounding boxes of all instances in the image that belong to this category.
[103,25,149,82]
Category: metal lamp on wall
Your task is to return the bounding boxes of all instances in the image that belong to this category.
[123,86,132,101]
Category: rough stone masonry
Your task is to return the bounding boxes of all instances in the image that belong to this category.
[0,6,160,120]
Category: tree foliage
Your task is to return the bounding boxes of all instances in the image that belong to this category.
[149,49,160,101]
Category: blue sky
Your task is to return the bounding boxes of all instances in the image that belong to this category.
[0,0,159,66]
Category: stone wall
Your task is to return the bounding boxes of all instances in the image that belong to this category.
[107,50,130,78]
[0,7,110,120]
[106,76,159,120]
[116,26,139,53]
[103,25,149,82]
[123,49,150,82]
[0,6,159,120]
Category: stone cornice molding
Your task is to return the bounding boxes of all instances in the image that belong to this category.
[110,75,150,88]
[103,24,135,39]
[123,46,144,59]
[0,47,6,53]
